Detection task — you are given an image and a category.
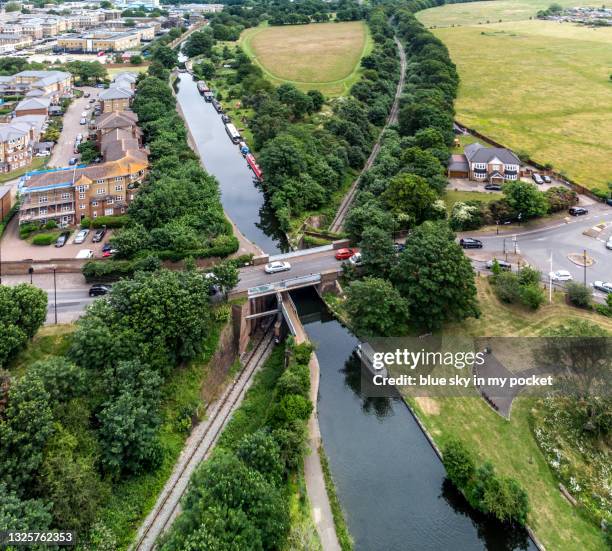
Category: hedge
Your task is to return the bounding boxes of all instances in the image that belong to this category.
[32,233,57,246]
[82,256,161,283]
[80,215,129,229]
[154,235,240,262]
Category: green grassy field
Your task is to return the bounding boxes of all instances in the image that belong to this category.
[421,16,612,192]
[240,21,372,96]
[410,278,612,551]
[418,0,598,27]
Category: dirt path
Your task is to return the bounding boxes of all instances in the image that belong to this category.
[328,35,407,233]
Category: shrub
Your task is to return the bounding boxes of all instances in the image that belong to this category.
[442,438,475,488]
[31,233,57,246]
[519,284,545,310]
[44,220,58,230]
[566,282,592,309]
[492,271,520,303]
[19,223,39,239]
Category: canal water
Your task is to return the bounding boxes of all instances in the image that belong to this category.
[291,288,536,551]
[174,72,287,254]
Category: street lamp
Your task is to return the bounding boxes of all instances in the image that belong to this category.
[583,249,587,286]
[28,266,34,284]
[52,266,58,325]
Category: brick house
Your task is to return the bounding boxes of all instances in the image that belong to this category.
[15,96,51,117]
[448,142,521,183]
[0,184,14,220]
[99,87,133,113]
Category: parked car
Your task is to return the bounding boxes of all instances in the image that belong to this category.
[55,231,70,247]
[460,238,483,249]
[84,92,90,98]
[88,98,95,103]
[542,175,552,183]
[532,173,544,185]
[92,228,106,242]
[75,249,94,259]
[606,198,612,207]
[592,281,612,294]
[79,118,87,125]
[102,242,112,252]
[264,261,291,274]
[484,183,502,191]
[74,229,89,244]
[335,248,357,260]
[69,157,78,165]
[393,243,406,254]
[607,237,612,250]
[35,150,51,157]
[485,259,511,270]
[102,249,117,258]
[89,284,111,297]
[77,133,83,140]
[96,83,105,88]
[549,270,573,282]
[348,252,363,267]
[569,206,588,216]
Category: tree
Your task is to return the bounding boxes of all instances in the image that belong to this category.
[152,46,178,69]
[109,224,150,258]
[391,221,480,330]
[345,200,395,242]
[566,282,592,309]
[5,2,20,12]
[0,483,52,532]
[442,438,475,488]
[211,262,239,293]
[196,60,216,80]
[344,277,410,337]
[502,180,548,219]
[184,29,215,58]
[64,61,106,84]
[236,430,284,485]
[359,226,397,279]
[77,140,98,164]
[130,54,143,65]
[381,173,440,226]
[307,89,325,111]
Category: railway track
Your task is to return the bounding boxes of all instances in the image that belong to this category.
[329,36,407,233]
[131,330,276,551]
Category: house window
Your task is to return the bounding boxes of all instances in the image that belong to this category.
[115,184,123,191]
[115,195,123,201]
[107,198,113,204]
[93,212,98,218]
[91,200,98,207]
[39,207,47,215]
[61,192,70,199]
[104,208,113,216]
[96,188,105,195]
[120,207,125,213]
[79,193,85,200]
[80,204,86,209]
[115,176,123,182]
[39,196,48,203]
[96,179,104,184]
[62,205,71,212]
[76,185,86,192]
[62,216,69,223]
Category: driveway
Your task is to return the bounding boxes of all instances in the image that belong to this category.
[48,86,99,169]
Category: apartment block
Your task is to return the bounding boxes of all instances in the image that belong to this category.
[56,29,141,52]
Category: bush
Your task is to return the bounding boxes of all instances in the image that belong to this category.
[566,282,592,309]
[44,220,58,230]
[492,271,520,303]
[80,215,129,229]
[518,284,545,310]
[31,233,57,246]
[19,223,39,239]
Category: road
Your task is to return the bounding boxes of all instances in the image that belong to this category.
[48,86,99,169]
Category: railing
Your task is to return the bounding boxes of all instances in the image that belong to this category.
[248,273,321,298]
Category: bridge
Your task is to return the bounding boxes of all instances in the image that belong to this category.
[230,241,348,340]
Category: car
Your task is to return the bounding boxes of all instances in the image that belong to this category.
[81,111,88,117]
[348,252,363,267]
[485,259,511,270]
[79,118,86,125]
[35,150,51,157]
[460,238,483,249]
[484,183,502,191]
[75,249,94,259]
[542,175,552,183]
[74,228,89,244]
[102,242,112,252]
[77,133,83,140]
[102,249,117,258]
[92,228,106,242]
[606,237,612,250]
[88,98,95,103]
[549,270,573,282]
[69,157,78,165]
[592,281,612,294]
[393,243,406,254]
[532,173,544,185]
[264,261,291,274]
[335,247,357,260]
[96,83,105,88]
[55,231,70,247]
[221,114,231,123]
[606,198,612,207]
[84,92,90,98]
[89,284,111,297]
[85,104,91,110]
[569,206,588,216]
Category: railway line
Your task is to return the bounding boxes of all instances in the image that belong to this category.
[131,330,276,551]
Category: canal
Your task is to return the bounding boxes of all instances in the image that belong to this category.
[291,288,536,551]
[174,71,287,254]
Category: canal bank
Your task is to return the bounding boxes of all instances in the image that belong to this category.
[290,287,537,551]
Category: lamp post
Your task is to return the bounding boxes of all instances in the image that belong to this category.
[52,266,58,325]
[583,249,587,286]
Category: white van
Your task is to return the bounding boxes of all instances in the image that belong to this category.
[76,249,94,259]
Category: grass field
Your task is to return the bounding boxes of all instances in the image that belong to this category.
[408,278,612,551]
[240,21,371,96]
[422,17,612,191]
[106,66,148,78]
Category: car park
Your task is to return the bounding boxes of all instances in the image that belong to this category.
[55,231,70,247]
[542,175,552,183]
[532,173,544,185]
[92,228,106,242]
[549,270,573,282]
[335,248,357,260]
[485,259,511,270]
[74,229,89,244]
[569,207,588,216]
[484,183,502,191]
[264,261,291,274]
[592,281,612,294]
[89,284,111,297]
[460,238,483,249]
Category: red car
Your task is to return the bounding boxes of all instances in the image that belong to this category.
[335,248,357,260]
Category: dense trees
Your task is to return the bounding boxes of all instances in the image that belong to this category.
[64,61,107,85]
[184,29,215,58]
[0,284,47,368]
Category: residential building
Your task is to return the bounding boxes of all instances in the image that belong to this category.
[0,123,32,173]
[448,142,521,183]
[15,96,51,117]
[56,29,141,52]
[0,34,33,50]
[10,70,72,99]
[95,110,141,144]
[21,20,44,39]
[110,71,137,90]
[0,184,15,220]
[99,86,133,113]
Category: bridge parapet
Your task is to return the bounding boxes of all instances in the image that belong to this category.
[247,273,322,298]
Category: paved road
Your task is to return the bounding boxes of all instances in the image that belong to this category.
[48,86,99,169]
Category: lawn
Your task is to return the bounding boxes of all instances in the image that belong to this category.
[405,279,612,551]
[0,156,47,184]
[106,66,148,78]
[429,20,612,192]
[240,21,372,96]
[442,189,498,212]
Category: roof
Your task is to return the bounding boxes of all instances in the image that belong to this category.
[0,183,12,200]
[464,142,521,165]
[96,110,138,130]
[0,123,28,141]
[112,72,137,83]
[448,154,469,172]
[15,70,71,81]
[15,97,51,111]
[12,114,47,134]
[25,88,46,97]
[99,87,133,101]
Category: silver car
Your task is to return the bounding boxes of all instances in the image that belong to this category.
[74,229,89,244]
[264,261,291,274]
[592,281,612,294]
[606,237,612,250]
